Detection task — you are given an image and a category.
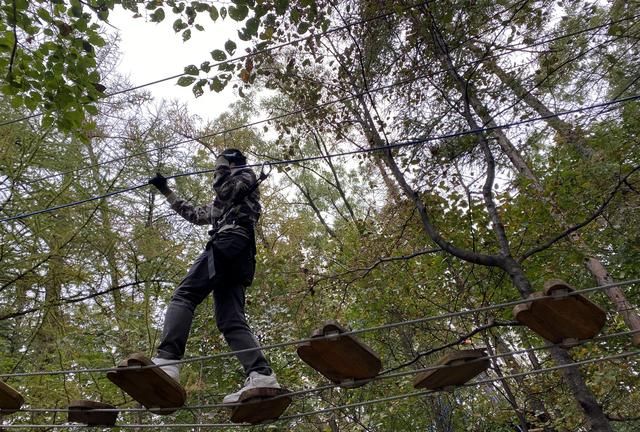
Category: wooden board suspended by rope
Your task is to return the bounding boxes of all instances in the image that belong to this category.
[297,321,382,388]
[68,400,118,426]
[0,380,24,414]
[513,279,607,344]
[229,387,292,424]
[106,353,186,415]
[413,349,490,390]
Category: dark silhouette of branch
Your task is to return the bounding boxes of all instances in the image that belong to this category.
[520,165,640,261]
[380,320,521,375]
[310,246,443,290]
[0,279,171,321]
[7,0,18,79]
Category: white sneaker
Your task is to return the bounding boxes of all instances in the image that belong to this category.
[222,371,281,404]
[151,357,180,382]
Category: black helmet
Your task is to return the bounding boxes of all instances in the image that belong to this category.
[220,148,247,165]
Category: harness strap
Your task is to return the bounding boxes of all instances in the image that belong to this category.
[215,163,271,230]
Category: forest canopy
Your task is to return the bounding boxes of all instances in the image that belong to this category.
[1,0,640,430]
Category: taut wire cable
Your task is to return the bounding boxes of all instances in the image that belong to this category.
[1,93,638,223]
[2,349,638,429]
[2,13,637,193]
[11,328,640,414]
[1,278,637,379]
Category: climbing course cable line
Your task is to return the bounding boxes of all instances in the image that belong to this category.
[280,349,640,423]
[1,14,636,194]
[0,3,632,129]
[0,10,637,432]
[0,0,435,129]
[10,328,640,416]
[1,93,638,223]
[2,349,639,429]
[1,278,637,379]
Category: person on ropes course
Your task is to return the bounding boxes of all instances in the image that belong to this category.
[148,148,280,404]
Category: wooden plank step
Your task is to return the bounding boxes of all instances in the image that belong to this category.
[229,387,292,424]
[0,380,24,414]
[68,400,118,426]
[297,321,382,388]
[513,279,606,343]
[106,353,186,415]
[414,349,489,390]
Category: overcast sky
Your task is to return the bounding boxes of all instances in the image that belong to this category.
[108,7,242,122]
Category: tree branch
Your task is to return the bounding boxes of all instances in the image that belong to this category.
[520,165,640,261]
[0,279,171,321]
[7,0,18,79]
[380,320,520,375]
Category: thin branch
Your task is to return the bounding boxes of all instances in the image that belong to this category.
[0,279,171,321]
[7,0,18,79]
[520,165,640,261]
[381,320,521,375]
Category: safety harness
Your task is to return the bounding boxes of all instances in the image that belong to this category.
[205,163,271,279]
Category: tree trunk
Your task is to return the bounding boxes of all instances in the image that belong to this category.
[406,6,616,428]
[489,333,555,431]
[585,258,640,346]
[548,347,613,431]
[467,46,640,347]
[468,43,594,159]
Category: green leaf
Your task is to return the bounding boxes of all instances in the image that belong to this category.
[275,0,288,15]
[194,2,210,13]
[85,104,99,115]
[65,109,85,127]
[182,29,191,41]
[36,7,52,22]
[209,77,225,92]
[245,17,259,36]
[177,76,197,86]
[210,49,227,61]
[209,6,219,21]
[297,21,310,34]
[184,64,199,75]
[220,7,227,19]
[173,19,187,32]
[237,29,251,41]
[224,40,237,55]
[192,79,206,97]
[70,3,83,18]
[261,26,274,40]
[150,8,165,23]
[200,61,211,73]
[228,5,249,21]
[291,7,300,23]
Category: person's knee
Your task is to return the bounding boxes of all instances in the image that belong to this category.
[170,289,202,311]
[216,316,249,335]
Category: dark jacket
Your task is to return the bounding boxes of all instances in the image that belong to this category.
[164,166,260,286]
[165,166,261,229]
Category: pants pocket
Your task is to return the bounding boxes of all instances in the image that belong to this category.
[212,231,256,286]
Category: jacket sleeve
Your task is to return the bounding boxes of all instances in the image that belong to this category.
[165,191,214,226]
[213,167,256,202]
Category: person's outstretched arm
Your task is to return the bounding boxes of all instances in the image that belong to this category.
[149,173,213,226]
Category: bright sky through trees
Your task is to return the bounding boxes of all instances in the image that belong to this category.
[108,7,241,121]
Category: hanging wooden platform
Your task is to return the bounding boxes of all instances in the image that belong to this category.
[414,349,490,390]
[0,380,24,414]
[297,321,382,388]
[513,279,607,344]
[229,387,292,424]
[68,400,118,426]
[106,353,186,415]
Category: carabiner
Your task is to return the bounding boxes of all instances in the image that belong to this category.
[258,162,273,181]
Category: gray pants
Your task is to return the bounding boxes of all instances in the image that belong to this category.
[156,249,271,376]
